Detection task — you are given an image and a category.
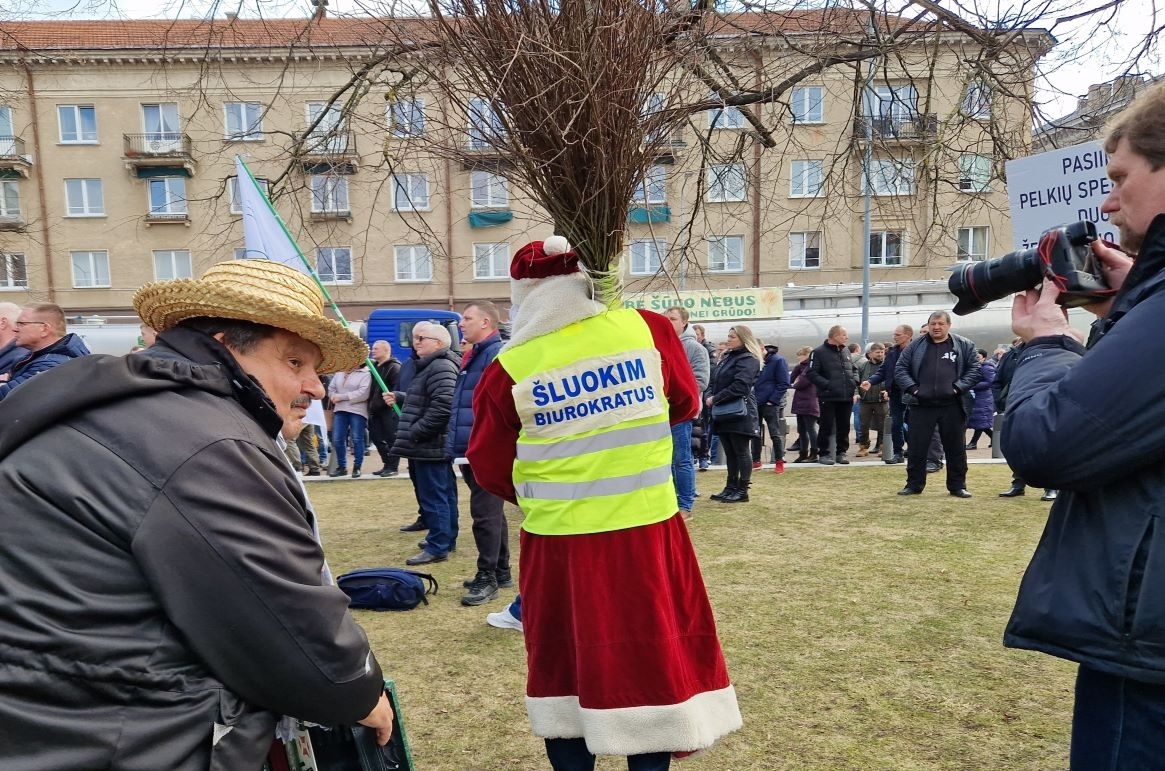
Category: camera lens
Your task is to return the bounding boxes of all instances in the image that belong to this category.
[948,247,1045,315]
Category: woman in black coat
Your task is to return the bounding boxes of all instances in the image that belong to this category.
[706,325,763,503]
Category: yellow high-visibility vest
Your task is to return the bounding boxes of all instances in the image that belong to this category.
[496,309,677,535]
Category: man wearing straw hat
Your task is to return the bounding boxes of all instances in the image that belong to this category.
[0,260,393,769]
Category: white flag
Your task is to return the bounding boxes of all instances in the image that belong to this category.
[234,155,307,274]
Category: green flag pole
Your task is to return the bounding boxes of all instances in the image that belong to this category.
[236,155,399,415]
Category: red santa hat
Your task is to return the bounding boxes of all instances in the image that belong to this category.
[510,235,578,280]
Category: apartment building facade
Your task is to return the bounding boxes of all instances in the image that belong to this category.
[0,14,1048,318]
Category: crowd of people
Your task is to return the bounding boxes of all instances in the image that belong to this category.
[1,76,1162,771]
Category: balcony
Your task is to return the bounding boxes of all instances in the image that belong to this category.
[310,209,352,223]
[299,131,358,168]
[144,210,190,225]
[0,214,25,231]
[0,136,31,178]
[853,114,938,142]
[123,133,196,175]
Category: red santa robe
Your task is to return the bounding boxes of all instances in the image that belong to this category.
[468,308,742,757]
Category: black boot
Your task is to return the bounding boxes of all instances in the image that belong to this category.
[998,484,1026,497]
[722,487,750,503]
[709,486,734,502]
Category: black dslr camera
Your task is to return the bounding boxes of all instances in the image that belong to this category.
[948,221,1114,315]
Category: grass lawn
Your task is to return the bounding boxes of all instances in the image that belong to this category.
[311,461,1074,770]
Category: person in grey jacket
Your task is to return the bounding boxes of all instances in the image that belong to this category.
[0,260,393,770]
[894,310,980,497]
[665,306,710,518]
[1003,82,1165,767]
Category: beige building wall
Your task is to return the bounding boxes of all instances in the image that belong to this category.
[0,19,1043,319]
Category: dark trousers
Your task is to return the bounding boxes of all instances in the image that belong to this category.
[817,400,852,457]
[368,409,399,470]
[857,401,887,447]
[1071,665,1165,770]
[412,460,459,556]
[461,463,510,576]
[720,432,753,488]
[795,414,818,456]
[905,404,967,492]
[888,396,906,455]
[751,404,785,463]
[545,738,671,771]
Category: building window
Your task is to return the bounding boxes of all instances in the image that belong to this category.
[224,102,264,141]
[0,180,20,218]
[957,226,989,262]
[643,93,666,143]
[310,174,350,214]
[228,175,269,214]
[790,160,824,198]
[71,250,110,287]
[470,171,508,208]
[468,97,506,150]
[866,84,919,123]
[706,163,746,202]
[790,86,824,123]
[0,106,14,154]
[708,235,744,273]
[64,178,104,217]
[395,244,432,282]
[148,177,187,219]
[789,231,822,269]
[317,247,353,283]
[869,231,904,266]
[153,249,192,280]
[629,239,664,276]
[864,158,915,196]
[709,95,745,129]
[0,252,26,289]
[962,80,992,120]
[958,154,991,193]
[474,243,510,280]
[392,174,429,211]
[633,165,667,205]
[58,105,97,143]
[141,103,181,151]
[306,102,348,153]
[388,99,425,138]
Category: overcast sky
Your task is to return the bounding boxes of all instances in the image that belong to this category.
[26,0,1164,122]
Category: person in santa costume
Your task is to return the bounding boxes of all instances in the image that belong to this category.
[467,236,742,771]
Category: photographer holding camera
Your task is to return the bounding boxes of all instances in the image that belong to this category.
[1002,81,1165,765]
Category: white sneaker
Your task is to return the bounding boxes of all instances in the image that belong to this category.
[486,607,523,632]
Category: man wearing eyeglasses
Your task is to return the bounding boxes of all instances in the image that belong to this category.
[385,322,462,565]
[0,303,90,402]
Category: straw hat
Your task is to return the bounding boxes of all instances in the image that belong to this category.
[133,260,368,373]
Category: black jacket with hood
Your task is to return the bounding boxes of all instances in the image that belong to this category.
[0,326,384,770]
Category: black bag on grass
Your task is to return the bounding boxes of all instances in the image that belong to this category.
[337,568,438,611]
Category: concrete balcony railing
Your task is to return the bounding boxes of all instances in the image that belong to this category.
[124,134,196,175]
[0,136,31,177]
[853,114,938,141]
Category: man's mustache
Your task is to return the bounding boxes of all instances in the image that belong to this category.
[291,397,312,409]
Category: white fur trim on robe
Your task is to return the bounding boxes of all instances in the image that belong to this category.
[526,685,742,756]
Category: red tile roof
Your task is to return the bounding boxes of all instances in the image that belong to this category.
[0,10,934,55]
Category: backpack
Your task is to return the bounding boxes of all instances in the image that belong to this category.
[337,568,438,611]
